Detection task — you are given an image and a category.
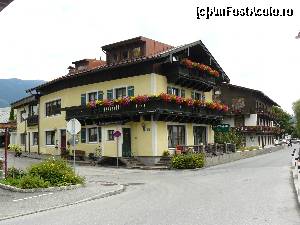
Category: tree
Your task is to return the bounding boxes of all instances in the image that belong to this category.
[9,107,15,121]
[271,106,295,136]
[292,100,300,137]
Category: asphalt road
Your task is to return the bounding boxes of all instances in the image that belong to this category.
[1,146,300,225]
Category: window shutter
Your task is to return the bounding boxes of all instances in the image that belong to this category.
[181,89,185,98]
[107,89,113,100]
[127,86,134,97]
[98,91,104,100]
[81,94,86,106]
[191,91,195,99]
[98,127,102,142]
[167,86,172,94]
[81,128,86,143]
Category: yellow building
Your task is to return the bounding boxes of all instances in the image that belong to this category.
[11,37,230,165]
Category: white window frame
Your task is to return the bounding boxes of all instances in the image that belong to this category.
[85,90,99,104]
[193,90,205,101]
[32,132,39,146]
[107,129,115,141]
[45,130,56,146]
[166,122,187,149]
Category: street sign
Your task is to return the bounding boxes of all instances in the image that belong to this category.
[67,118,81,135]
[68,136,79,147]
[213,124,230,132]
[113,130,121,138]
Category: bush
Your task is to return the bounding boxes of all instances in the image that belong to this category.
[18,175,50,189]
[171,153,205,169]
[162,150,170,157]
[7,167,26,179]
[239,146,259,151]
[28,158,84,186]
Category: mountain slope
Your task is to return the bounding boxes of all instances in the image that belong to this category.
[0,78,45,107]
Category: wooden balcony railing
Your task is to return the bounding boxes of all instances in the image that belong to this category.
[65,99,225,123]
[234,126,281,134]
[176,143,236,156]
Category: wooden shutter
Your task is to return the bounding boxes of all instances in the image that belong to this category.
[127,86,134,97]
[181,89,185,98]
[98,91,104,100]
[81,128,86,143]
[167,86,172,94]
[81,94,86,106]
[107,89,113,100]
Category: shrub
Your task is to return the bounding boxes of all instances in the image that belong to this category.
[8,144,22,153]
[7,167,26,179]
[28,158,84,186]
[171,153,205,169]
[239,146,259,151]
[18,175,50,189]
[162,150,170,157]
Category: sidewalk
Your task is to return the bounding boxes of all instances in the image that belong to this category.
[0,180,125,221]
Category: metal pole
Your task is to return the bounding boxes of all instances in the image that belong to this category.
[4,128,8,179]
[73,134,76,173]
[116,137,119,168]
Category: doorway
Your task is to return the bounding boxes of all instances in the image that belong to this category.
[60,129,67,157]
[122,128,131,157]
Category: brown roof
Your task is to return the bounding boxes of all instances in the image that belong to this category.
[0,0,13,12]
[28,40,230,93]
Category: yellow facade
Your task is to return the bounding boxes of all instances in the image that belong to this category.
[14,73,215,158]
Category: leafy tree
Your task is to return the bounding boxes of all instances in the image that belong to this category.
[292,100,300,137]
[9,107,15,121]
[214,129,244,149]
[271,106,295,136]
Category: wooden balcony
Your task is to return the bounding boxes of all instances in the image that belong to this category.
[162,62,217,91]
[27,115,39,126]
[65,99,224,125]
[256,108,277,120]
[234,126,281,135]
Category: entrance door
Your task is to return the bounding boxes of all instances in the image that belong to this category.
[122,128,131,157]
[60,130,67,157]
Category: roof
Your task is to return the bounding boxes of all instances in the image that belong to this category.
[28,40,230,93]
[0,107,10,124]
[0,0,13,12]
[10,95,38,109]
[222,83,279,107]
[101,36,173,51]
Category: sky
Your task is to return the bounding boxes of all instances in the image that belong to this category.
[0,0,299,114]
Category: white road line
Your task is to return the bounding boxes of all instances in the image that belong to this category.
[13,193,54,202]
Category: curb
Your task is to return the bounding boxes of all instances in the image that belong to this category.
[0,183,84,193]
[291,168,300,206]
[0,184,126,221]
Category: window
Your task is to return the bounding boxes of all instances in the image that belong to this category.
[46,131,55,145]
[88,127,98,143]
[107,89,113,100]
[122,50,129,60]
[20,133,26,145]
[192,91,205,101]
[127,86,134,97]
[45,99,61,117]
[29,105,37,116]
[193,126,207,145]
[107,130,114,141]
[168,125,186,148]
[115,87,127,99]
[81,128,86,143]
[32,132,38,146]
[20,110,26,122]
[88,92,97,102]
[167,86,185,97]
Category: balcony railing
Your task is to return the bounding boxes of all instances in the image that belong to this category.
[27,115,39,126]
[234,126,281,134]
[256,108,277,120]
[163,62,217,91]
[65,99,225,124]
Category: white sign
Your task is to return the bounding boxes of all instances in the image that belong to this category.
[67,118,81,135]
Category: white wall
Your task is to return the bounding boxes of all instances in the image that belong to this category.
[245,114,257,126]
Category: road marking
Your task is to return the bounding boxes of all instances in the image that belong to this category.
[13,193,53,202]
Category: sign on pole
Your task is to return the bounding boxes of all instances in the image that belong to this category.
[66,119,81,172]
[113,131,122,168]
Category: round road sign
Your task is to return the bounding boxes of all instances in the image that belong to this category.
[67,118,81,135]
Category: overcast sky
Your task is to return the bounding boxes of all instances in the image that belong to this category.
[0,0,299,114]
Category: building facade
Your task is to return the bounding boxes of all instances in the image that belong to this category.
[219,84,280,148]
[12,36,230,165]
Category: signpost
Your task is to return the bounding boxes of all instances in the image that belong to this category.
[212,124,230,132]
[113,130,121,168]
[66,119,81,173]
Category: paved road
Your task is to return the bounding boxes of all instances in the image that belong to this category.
[1,146,300,225]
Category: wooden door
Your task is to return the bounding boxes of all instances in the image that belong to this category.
[122,128,131,157]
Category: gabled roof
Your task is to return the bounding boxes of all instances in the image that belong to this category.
[10,95,38,109]
[27,40,229,93]
[222,83,279,107]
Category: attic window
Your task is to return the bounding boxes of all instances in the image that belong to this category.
[132,47,141,58]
